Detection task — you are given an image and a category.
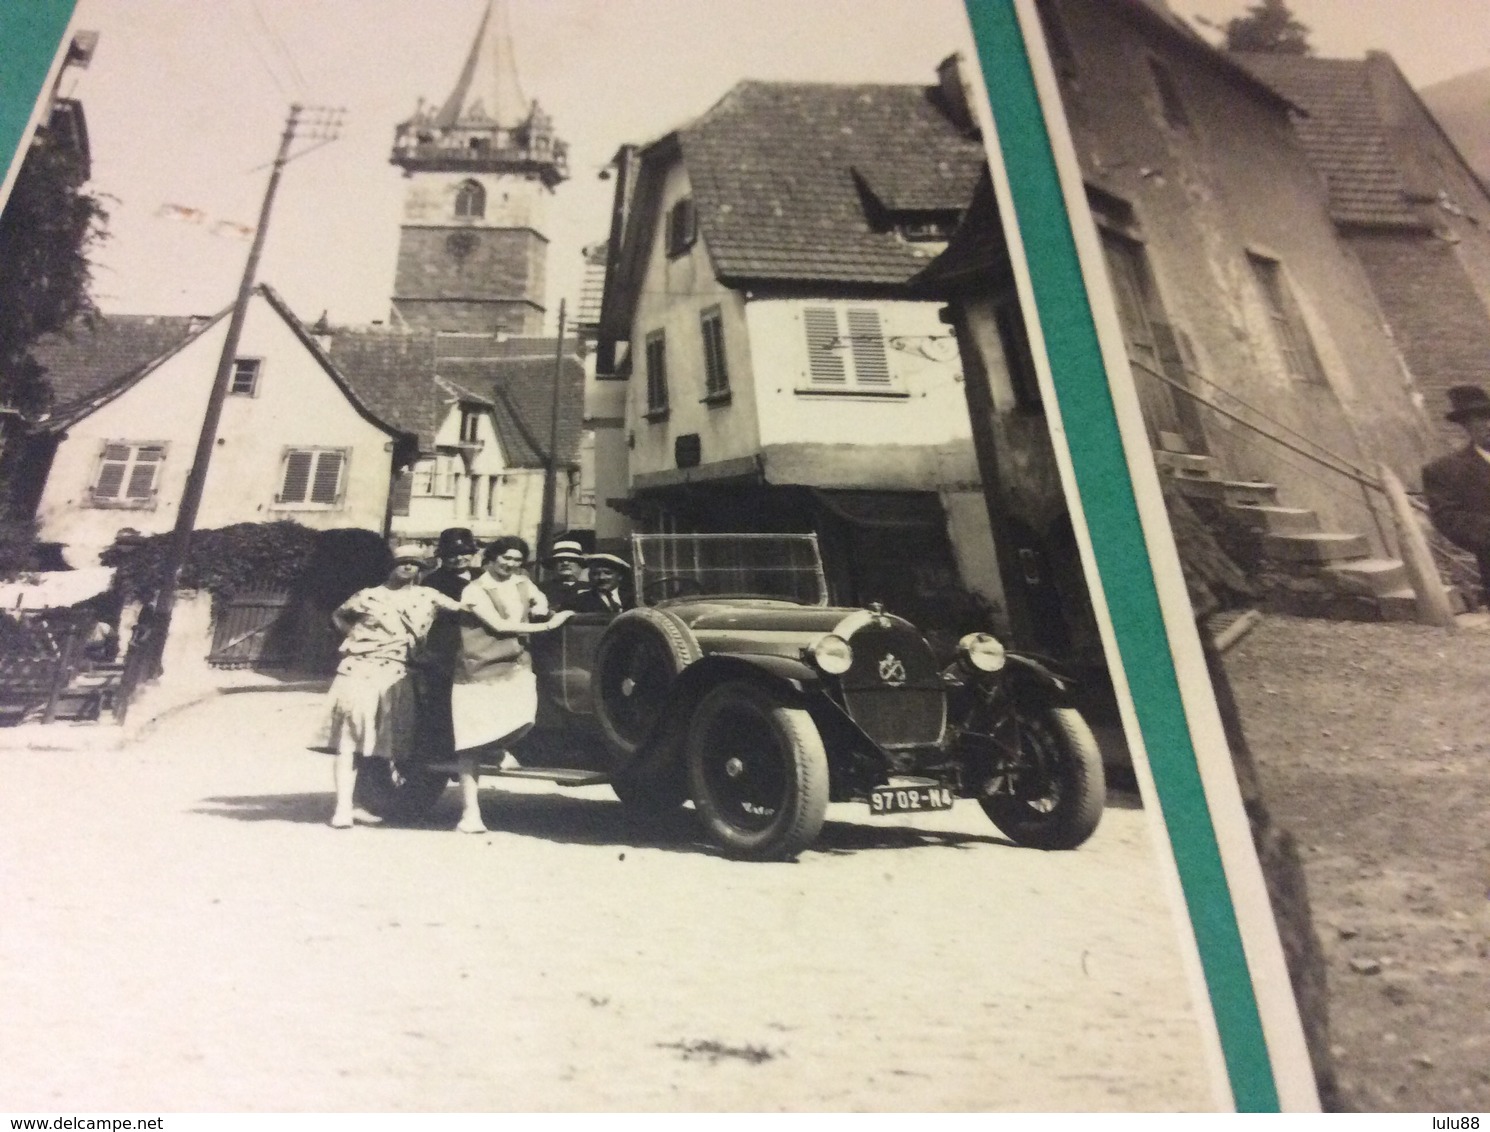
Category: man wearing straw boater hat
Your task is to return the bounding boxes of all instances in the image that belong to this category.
[572,552,633,614]
[1423,384,1490,601]
[540,536,588,611]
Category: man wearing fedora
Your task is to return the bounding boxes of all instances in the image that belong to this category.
[1423,384,1490,601]
[540,537,588,612]
[572,552,633,614]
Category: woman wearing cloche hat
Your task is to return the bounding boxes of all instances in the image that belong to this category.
[309,544,511,829]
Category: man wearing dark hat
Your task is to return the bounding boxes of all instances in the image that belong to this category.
[422,527,481,600]
[540,537,589,612]
[572,553,633,614]
[1423,384,1490,600]
[414,528,480,762]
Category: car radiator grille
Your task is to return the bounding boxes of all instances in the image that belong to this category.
[840,687,945,749]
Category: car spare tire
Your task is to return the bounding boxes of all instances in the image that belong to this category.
[592,607,701,757]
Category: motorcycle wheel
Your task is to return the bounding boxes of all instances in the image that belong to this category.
[354,759,449,822]
[686,680,829,861]
[979,705,1104,850]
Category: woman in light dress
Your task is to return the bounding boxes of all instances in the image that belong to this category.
[312,545,505,829]
[451,535,572,833]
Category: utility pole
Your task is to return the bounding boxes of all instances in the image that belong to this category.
[537,299,567,557]
[145,103,344,675]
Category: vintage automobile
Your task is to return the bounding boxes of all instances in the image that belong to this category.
[357,532,1104,860]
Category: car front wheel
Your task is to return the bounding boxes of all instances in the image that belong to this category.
[685,680,829,861]
[979,705,1104,850]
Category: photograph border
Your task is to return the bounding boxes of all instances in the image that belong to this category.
[0,0,1305,1111]
[963,0,1306,1111]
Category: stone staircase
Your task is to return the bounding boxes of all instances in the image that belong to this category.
[1155,449,1420,622]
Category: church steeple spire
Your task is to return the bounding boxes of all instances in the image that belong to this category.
[388,0,567,336]
[432,0,528,131]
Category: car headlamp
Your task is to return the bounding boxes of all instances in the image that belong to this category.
[808,634,854,675]
[958,632,1006,673]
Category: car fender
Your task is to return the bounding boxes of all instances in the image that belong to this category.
[1004,651,1077,703]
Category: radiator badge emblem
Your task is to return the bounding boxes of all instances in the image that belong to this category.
[878,654,907,687]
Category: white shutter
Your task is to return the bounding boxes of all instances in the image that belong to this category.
[803,307,846,384]
[845,308,890,387]
[94,444,130,500]
[125,446,165,499]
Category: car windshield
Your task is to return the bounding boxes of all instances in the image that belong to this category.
[631,534,829,606]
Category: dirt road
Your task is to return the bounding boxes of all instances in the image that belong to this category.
[0,688,1220,1112]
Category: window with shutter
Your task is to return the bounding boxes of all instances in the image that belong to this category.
[700,307,730,399]
[644,330,669,417]
[276,448,346,507]
[90,442,165,508]
[800,306,901,393]
[1248,252,1328,385]
[665,198,696,257]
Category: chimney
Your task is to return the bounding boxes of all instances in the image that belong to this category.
[936,52,978,136]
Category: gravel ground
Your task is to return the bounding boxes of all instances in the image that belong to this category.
[0,688,1220,1112]
[1223,613,1490,1112]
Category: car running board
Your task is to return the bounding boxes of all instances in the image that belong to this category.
[420,763,611,788]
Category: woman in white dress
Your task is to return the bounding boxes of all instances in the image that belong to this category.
[451,536,572,833]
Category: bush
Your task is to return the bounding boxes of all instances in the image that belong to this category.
[100,521,391,608]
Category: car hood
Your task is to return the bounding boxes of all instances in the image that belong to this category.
[655,599,929,666]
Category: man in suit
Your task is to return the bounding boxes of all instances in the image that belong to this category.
[1422,384,1490,602]
[572,553,633,614]
[414,527,480,762]
[540,537,588,612]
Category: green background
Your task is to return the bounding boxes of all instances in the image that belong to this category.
[0,0,1279,1110]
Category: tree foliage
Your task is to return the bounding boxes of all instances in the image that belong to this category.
[100,522,393,606]
[0,122,109,418]
[1222,0,1313,55]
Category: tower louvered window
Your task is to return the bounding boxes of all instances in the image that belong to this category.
[277,448,346,506]
[91,442,165,507]
[802,306,896,391]
[454,179,486,219]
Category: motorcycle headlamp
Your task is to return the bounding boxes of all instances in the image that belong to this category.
[958,632,1007,673]
[808,634,854,675]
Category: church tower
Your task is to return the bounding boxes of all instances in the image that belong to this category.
[389,0,567,334]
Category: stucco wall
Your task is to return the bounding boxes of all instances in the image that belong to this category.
[37,294,395,565]
[627,162,761,483]
[1055,0,1435,541]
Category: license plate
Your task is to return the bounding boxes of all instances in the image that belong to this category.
[869,781,955,815]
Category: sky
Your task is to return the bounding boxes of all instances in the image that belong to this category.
[24,1,1490,334]
[1166,0,1490,89]
[44,0,981,332]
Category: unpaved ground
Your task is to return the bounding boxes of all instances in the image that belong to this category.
[0,689,1219,1112]
[1224,614,1490,1112]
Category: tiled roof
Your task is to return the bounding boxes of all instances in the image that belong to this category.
[31,314,207,415]
[324,327,444,449]
[444,354,586,468]
[678,81,987,285]
[329,329,585,467]
[1236,53,1423,228]
[909,170,1013,293]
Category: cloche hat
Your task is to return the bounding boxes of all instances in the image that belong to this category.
[391,544,432,567]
